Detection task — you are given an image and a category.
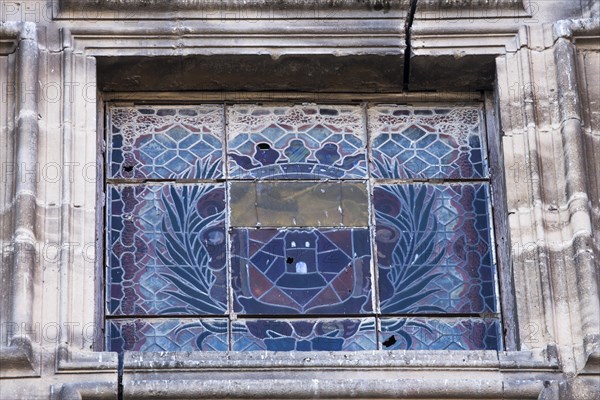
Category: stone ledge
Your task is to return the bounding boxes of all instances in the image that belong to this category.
[553,17,600,41]
[120,350,561,399]
[121,376,553,399]
[55,381,117,400]
[0,337,41,378]
[56,345,119,374]
[122,349,559,371]
[582,334,600,374]
[0,21,36,54]
[62,21,405,58]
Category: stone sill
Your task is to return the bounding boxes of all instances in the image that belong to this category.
[118,349,561,399]
[123,348,559,371]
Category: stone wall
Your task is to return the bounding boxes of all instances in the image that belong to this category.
[0,1,598,398]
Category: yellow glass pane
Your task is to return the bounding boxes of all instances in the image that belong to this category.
[229,181,368,227]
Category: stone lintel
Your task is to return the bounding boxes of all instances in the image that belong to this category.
[58,0,411,12]
[96,54,405,92]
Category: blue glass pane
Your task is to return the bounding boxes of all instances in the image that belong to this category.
[109,106,224,180]
[379,318,501,350]
[107,184,227,316]
[369,106,487,179]
[232,319,376,351]
[108,319,228,353]
[231,228,372,315]
[227,105,367,179]
[374,183,496,314]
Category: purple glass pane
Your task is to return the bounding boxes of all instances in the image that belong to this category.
[369,106,487,179]
[109,106,224,180]
[374,183,496,314]
[379,318,501,350]
[108,319,228,353]
[107,184,227,316]
[232,319,376,351]
[227,105,367,179]
[231,228,372,315]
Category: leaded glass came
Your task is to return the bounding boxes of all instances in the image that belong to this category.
[105,104,501,353]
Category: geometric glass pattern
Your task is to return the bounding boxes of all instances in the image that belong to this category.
[106,184,227,316]
[232,319,377,351]
[379,318,501,350]
[107,319,228,353]
[108,106,224,180]
[230,228,372,315]
[227,105,367,179]
[369,106,487,179]
[105,103,501,353]
[374,183,497,314]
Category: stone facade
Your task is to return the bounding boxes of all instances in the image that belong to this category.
[0,0,598,398]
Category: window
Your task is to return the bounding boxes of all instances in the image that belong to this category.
[105,103,501,353]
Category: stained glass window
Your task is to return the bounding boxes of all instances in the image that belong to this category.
[105,104,501,353]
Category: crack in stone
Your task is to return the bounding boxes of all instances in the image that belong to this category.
[403,0,418,91]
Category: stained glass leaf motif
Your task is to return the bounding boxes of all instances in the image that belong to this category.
[108,319,229,353]
[375,183,497,314]
[374,185,445,314]
[107,184,227,316]
[369,106,487,179]
[109,106,224,180]
[157,185,227,315]
[232,319,377,351]
[379,318,501,350]
[227,105,367,179]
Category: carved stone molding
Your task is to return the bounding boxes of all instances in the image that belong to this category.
[56,381,117,400]
[56,345,118,373]
[58,0,410,11]
[582,334,600,374]
[553,17,600,41]
[59,0,528,12]
[552,18,600,375]
[406,0,533,90]
[408,23,522,89]
[0,2,597,398]
[123,378,550,399]
[0,21,41,379]
[418,0,526,11]
[122,350,559,399]
[493,17,600,387]
[0,337,41,378]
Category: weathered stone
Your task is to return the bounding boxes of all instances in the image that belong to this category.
[0,2,598,399]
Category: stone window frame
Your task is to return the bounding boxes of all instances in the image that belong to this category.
[0,23,552,398]
[94,91,551,399]
[2,1,597,397]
